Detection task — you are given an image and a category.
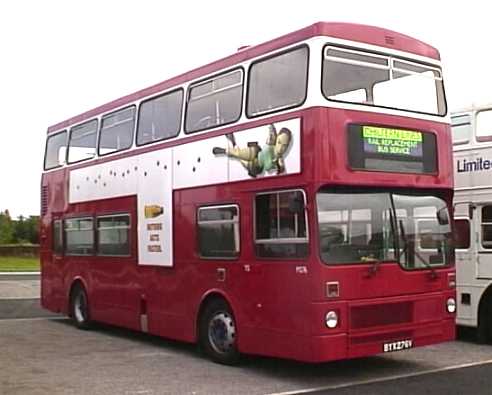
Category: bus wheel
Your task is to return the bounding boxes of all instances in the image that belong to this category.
[478,297,492,344]
[70,284,92,330]
[199,299,239,365]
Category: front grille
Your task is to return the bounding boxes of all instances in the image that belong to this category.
[350,301,413,330]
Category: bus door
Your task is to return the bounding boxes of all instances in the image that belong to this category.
[477,204,492,279]
[252,189,310,337]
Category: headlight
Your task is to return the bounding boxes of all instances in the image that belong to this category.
[446,298,456,313]
[325,311,338,328]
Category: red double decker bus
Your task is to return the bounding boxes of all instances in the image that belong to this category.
[41,22,455,364]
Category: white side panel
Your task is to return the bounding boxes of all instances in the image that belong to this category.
[69,157,138,203]
[68,117,302,267]
[173,136,228,189]
[137,151,173,267]
[454,151,474,190]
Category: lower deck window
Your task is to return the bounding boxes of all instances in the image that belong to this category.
[198,205,239,258]
[97,214,130,256]
[65,218,94,255]
[53,220,63,255]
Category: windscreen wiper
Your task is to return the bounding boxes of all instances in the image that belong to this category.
[361,254,382,276]
[399,220,438,279]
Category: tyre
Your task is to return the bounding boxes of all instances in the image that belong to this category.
[199,299,240,365]
[70,284,92,330]
[477,296,492,344]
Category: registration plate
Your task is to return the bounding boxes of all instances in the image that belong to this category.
[383,339,413,353]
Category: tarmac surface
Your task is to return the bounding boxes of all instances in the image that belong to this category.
[0,273,59,319]
[2,273,492,394]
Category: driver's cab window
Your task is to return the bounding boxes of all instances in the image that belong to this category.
[317,194,395,264]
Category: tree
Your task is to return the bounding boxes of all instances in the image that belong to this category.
[11,215,39,244]
[0,210,14,244]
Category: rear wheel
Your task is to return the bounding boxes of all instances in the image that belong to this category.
[199,299,239,365]
[70,284,92,330]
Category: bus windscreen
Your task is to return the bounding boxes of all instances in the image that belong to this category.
[348,125,437,174]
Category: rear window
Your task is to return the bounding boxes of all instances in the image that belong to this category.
[44,130,67,170]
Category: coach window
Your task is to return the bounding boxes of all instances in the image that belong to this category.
[65,218,94,256]
[96,214,130,256]
[255,190,308,258]
[481,206,492,248]
[185,69,243,133]
[68,119,98,163]
[99,106,136,155]
[137,89,183,145]
[454,219,470,250]
[53,220,63,255]
[476,110,492,142]
[197,205,239,258]
[451,114,471,145]
[247,46,308,117]
[44,130,67,170]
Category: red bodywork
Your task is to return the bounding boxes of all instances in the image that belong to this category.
[40,23,455,363]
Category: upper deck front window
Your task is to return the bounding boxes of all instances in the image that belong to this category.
[322,46,446,116]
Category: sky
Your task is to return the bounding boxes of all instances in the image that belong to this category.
[1,0,490,218]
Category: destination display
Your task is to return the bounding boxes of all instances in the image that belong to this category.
[362,126,423,157]
[348,124,437,174]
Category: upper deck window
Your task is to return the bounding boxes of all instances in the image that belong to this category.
[185,69,243,133]
[137,89,183,145]
[451,114,471,144]
[476,109,492,142]
[247,46,308,117]
[99,106,136,156]
[44,130,67,170]
[68,119,98,163]
[322,46,446,116]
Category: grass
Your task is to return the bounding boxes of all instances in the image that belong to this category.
[0,256,40,272]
